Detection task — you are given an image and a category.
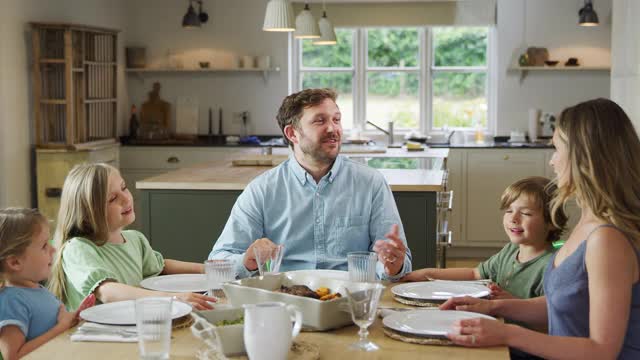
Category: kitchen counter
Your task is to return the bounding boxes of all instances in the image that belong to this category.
[137,159,445,192]
[135,159,447,269]
[120,136,551,149]
[428,141,552,149]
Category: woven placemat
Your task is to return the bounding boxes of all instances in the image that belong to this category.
[172,314,195,329]
[383,327,453,346]
[198,340,320,360]
[392,295,442,307]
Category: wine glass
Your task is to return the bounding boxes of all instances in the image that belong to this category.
[345,282,385,351]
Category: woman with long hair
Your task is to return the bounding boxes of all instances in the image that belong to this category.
[440,98,640,359]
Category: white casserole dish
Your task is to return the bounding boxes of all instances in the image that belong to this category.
[222,271,353,331]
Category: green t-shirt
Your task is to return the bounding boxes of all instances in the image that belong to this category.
[477,242,554,299]
[61,230,165,310]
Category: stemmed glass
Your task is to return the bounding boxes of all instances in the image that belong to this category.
[345,282,385,351]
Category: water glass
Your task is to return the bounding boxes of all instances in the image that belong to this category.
[347,252,377,282]
[204,259,235,297]
[135,297,173,360]
[254,244,285,276]
[345,282,385,352]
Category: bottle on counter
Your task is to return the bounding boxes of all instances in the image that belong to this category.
[129,105,139,139]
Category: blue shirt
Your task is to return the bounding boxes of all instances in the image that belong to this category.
[0,286,61,341]
[208,154,412,280]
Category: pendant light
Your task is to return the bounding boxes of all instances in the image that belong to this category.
[182,1,200,28]
[294,3,320,39]
[313,1,337,45]
[579,0,599,26]
[182,0,209,28]
[263,0,295,32]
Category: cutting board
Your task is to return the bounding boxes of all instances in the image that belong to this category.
[175,96,199,136]
[232,155,288,167]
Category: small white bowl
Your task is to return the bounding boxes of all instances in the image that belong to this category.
[191,307,245,356]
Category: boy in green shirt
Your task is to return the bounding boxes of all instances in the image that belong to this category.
[402,176,568,299]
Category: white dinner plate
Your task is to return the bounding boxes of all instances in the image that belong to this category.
[284,269,349,281]
[391,282,490,301]
[383,310,496,337]
[80,300,192,325]
[139,274,208,293]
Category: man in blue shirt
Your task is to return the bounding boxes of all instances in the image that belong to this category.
[209,88,411,280]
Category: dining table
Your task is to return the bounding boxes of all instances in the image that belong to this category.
[25,283,509,359]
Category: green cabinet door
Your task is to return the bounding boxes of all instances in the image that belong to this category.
[139,189,436,268]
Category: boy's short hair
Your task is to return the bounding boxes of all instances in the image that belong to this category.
[500,176,568,242]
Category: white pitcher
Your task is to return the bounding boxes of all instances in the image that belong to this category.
[243,302,302,360]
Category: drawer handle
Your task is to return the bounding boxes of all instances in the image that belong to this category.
[167,156,180,164]
[45,187,62,198]
[503,155,510,160]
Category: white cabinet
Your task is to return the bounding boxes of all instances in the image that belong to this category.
[465,150,549,245]
[447,148,580,249]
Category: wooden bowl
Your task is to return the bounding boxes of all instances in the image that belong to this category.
[544,60,559,66]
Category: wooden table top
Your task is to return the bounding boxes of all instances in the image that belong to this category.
[26,285,507,360]
[136,160,445,192]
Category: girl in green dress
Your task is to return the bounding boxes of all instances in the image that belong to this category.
[48,163,216,311]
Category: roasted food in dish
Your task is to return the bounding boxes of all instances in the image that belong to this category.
[277,285,342,301]
[277,285,320,299]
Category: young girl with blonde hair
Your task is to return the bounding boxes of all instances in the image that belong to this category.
[0,208,93,359]
[48,163,215,311]
[441,98,640,359]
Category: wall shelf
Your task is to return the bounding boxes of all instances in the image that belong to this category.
[125,67,281,82]
[509,65,611,82]
[510,65,610,71]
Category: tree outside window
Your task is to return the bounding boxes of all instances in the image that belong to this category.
[297,26,490,132]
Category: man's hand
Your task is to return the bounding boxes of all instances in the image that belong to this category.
[373,224,406,276]
[244,238,278,271]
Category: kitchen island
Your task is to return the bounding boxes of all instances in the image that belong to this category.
[136,158,446,269]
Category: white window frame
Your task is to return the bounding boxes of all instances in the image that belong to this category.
[289,26,496,136]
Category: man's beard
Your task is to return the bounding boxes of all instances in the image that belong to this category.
[298,130,341,164]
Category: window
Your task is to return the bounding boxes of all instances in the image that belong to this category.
[299,29,355,129]
[432,27,488,130]
[293,26,492,133]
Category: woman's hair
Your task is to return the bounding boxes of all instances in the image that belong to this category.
[500,176,568,242]
[550,98,640,246]
[0,208,48,286]
[48,162,118,301]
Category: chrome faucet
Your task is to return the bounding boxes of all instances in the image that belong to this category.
[366,120,397,147]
